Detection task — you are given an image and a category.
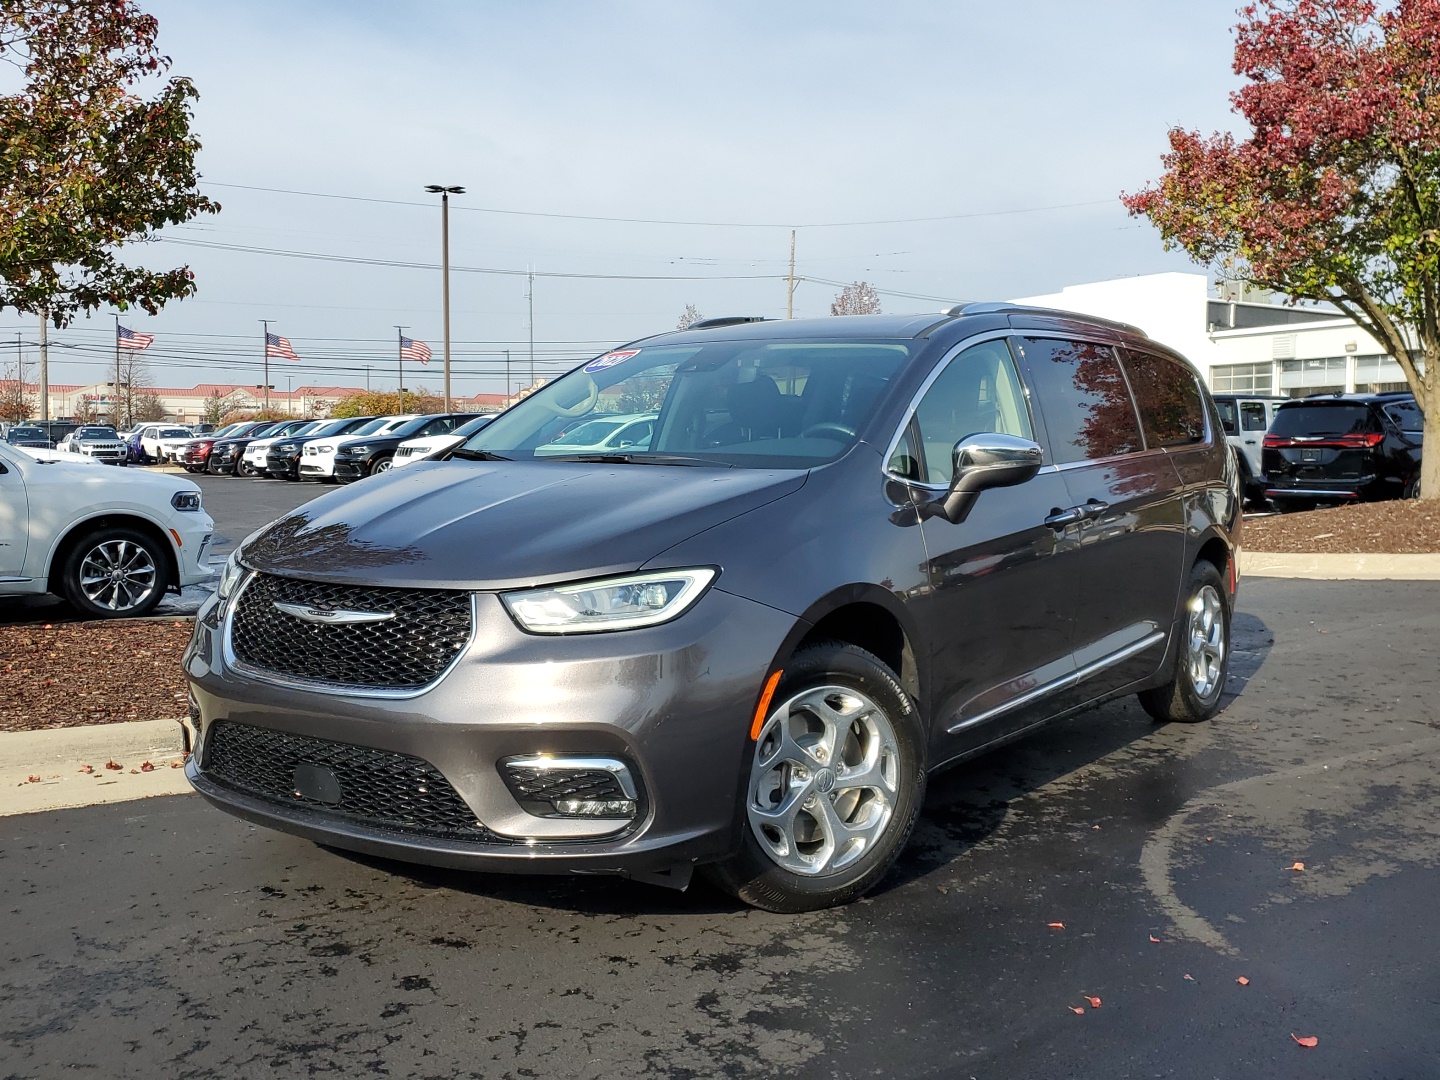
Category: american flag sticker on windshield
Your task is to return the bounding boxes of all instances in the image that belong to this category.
[584,349,641,373]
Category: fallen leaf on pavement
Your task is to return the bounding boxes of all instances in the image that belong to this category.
[1084,996,1101,1008]
[1047,922,1065,929]
[1291,1034,1319,1048]
[1149,934,1161,943]
[1237,977,1250,986]
[1183,974,1194,981]
[79,764,94,774]
[937,885,949,894]
[104,760,122,771]
[170,760,184,769]
[1289,862,1306,872]
[1069,1006,1085,1015]
[140,761,155,772]
[26,775,40,783]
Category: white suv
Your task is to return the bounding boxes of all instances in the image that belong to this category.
[0,440,214,617]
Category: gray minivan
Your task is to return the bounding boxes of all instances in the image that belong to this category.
[184,308,1241,912]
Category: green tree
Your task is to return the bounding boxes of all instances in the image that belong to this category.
[327,388,441,419]
[0,0,218,326]
[1123,0,1440,498]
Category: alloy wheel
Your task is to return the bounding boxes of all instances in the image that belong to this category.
[1186,584,1226,701]
[747,685,899,876]
[78,539,159,612]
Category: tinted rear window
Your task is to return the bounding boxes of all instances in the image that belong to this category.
[1016,338,1143,464]
[1383,401,1422,432]
[1269,404,1374,437]
[1123,351,1206,448]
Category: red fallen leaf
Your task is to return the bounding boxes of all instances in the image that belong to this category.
[170,760,184,769]
[26,775,40,784]
[104,760,122,771]
[79,764,94,774]
[1084,995,1102,1008]
[1069,1006,1085,1015]
[1149,934,1161,943]
[1291,1034,1318,1048]
[1237,977,1250,986]
[1047,922,1065,929]
[140,761,155,772]
[1289,862,1306,872]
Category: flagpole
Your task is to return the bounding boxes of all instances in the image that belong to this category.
[394,326,406,414]
[260,320,271,413]
[114,316,121,427]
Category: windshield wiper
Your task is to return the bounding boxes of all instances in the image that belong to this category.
[548,453,730,467]
[449,449,511,461]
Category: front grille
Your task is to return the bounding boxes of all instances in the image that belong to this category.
[502,764,630,805]
[201,720,495,840]
[395,446,416,459]
[230,574,473,691]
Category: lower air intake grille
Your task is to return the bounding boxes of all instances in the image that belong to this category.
[230,574,473,691]
[202,720,494,840]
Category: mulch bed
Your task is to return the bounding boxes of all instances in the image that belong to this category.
[0,620,192,733]
[1245,499,1440,554]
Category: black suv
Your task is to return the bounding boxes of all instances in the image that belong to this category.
[332,413,480,480]
[1262,392,1423,507]
[186,308,1239,913]
[205,421,284,476]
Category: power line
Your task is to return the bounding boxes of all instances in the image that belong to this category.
[202,180,1117,230]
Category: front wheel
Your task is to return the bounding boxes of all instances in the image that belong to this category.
[368,454,395,476]
[704,642,925,913]
[1139,560,1230,724]
[61,526,170,619]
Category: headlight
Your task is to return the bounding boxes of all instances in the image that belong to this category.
[314,444,332,453]
[171,490,202,512]
[343,445,369,456]
[216,549,246,600]
[501,568,716,634]
[276,442,297,453]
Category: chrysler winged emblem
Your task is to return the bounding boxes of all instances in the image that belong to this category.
[272,601,395,625]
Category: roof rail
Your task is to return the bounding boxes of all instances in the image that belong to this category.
[684,316,769,330]
[939,302,1146,337]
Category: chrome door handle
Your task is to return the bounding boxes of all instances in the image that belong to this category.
[1080,499,1109,520]
[1044,507,1085,529]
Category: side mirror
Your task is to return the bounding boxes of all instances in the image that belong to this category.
[933,433,1043,523]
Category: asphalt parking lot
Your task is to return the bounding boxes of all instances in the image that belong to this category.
[3,577,1437,1079]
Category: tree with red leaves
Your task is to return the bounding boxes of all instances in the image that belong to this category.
[1124,0,1440,498]
[0,1,218,327]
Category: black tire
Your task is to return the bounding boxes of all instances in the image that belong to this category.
[1405,475,1421,499]
[235,457,256,478]
[368,454,395,477]
[60,525,170,619]
[1139,560,1230,724]
[704,642,925,913]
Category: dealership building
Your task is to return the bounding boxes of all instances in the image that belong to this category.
[1014,272,1412,398]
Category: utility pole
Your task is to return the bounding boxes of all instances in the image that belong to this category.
[425,185,464,413]
[527,270,535,393]
[365,365,372,391]
[394,326,407,413]
[260,320,271,413]
[787,229,797,319]
[38,312,48,421]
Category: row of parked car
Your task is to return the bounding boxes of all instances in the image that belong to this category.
[182,413,489,482]
[1215,390,1425,508]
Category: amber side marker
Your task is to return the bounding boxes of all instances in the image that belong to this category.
[169,529,183,547]
[750,670,784,741]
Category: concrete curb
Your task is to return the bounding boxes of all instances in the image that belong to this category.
[1241,550,1440,580]
[0,718,191,817]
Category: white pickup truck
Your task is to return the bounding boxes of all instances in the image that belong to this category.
[0,441,214,617]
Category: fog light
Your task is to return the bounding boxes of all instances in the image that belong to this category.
[553,798,637,818]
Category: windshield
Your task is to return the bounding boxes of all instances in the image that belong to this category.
[373,416,434,438]
[345,417,391,435]
[452,414,494,437]
[458,340,912,467]
[1383,400,1423,432]
[160,428,191,438]
[77,427,117,438]
[9,427,44,440]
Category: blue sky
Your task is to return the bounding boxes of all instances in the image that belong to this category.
[7,1,1249,397]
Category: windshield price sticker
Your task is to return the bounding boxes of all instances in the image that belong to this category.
[584,349,641,373]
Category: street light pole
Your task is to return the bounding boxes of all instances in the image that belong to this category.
[425,185,464,414]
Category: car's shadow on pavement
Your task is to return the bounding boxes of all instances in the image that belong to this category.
[314,610,1272,917]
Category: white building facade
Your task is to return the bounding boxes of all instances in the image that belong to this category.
[1012,272,1412,398]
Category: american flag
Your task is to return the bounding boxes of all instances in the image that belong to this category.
[266,332,300,361]
[117,325,154,351]
[400,335,432,364]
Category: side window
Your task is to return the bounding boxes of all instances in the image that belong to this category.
[890,339,1032,485]
[1216,399,1238,434]
[1240,402,1268,431]
[1016,338,1142,464]
[1122,350,1207,448]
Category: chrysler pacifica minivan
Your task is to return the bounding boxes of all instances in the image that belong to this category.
[184,307,1240,912]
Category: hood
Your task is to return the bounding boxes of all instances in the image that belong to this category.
[242,459,806,589]
[21,451,199,492]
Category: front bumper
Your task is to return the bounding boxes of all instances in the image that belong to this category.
[207,448,241,473]
[265,450,300,478]
[332,458,367,481]
[170,512,215,588]
[182,585,795,877]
